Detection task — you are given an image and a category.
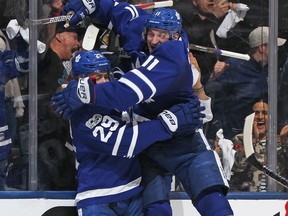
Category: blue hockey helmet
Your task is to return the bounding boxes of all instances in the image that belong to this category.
[145,8,182,37]
[72,50,111,77]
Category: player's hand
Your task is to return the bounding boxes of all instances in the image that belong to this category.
[62,0,97,26]
[158,100,206,136]
[51,77,96,119]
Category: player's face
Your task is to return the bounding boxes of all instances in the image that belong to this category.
[253,101,269,135]
[57,31,81,60]
[90,72,110,84]
[192,0,215,14]
[146,28,170,52]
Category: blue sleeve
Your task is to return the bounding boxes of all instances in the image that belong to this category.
[0,50,22,84]
[95,41,193,111]
[91,0,148,53]
[0,86,12,160]
[71,111,171,157]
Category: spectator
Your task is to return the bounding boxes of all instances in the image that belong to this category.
[205,26,286,140]
[15,21,84,190]
[37,21,85,190]
[178,0,238,85]
[229,98,288,192]
[40,0,66,44]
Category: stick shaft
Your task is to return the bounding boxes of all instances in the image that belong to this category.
[136,0,173,9]
[247,155,288,189]
[189,44,250,61]
[30,15,72,25]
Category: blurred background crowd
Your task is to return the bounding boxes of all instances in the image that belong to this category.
[0,0,288,193]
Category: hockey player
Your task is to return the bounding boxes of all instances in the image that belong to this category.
[68,50,205,215]
[51,2,233,216]
[0,46,28,190]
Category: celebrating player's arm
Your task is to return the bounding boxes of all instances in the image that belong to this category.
[51,41,191,118]
[72,100,205,158]
[51,0,195,118]
[66,50,205,158]
[62,0,148,53]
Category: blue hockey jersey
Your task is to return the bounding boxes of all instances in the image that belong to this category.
[0,50,24,160]
[89,0,194,116]
[71,1,197,208]
[70,105,174,208]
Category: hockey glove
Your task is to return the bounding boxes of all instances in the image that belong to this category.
[0,50,27,84]
[158,100,206,136]
[12,35,29,74]
[51,77,95,119]
[62,0,97,26]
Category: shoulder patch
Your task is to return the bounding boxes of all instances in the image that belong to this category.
[85,114,102,129]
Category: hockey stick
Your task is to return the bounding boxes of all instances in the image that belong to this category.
[30,15,72,26]
[243,113,288,188]
[135,0,173,9]
[209,30,220,61]
[30,1,173,25]
[189,44,250,61]
[82,23,99,51]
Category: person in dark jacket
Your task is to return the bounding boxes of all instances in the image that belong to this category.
[205,26,286,139]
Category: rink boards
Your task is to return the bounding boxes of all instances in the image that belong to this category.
[0,191,287,216]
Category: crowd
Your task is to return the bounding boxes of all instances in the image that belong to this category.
[0,0,288,215]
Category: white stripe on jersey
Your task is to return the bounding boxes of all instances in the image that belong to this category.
[198,128,229,187]
[213,150,230,187]
[112,125,126,156]
[124,5,139,21]
[0,125,11,146]
[142,55,154,67]
[118,55,159,102]
[131,69,157,99]
[198,128,212,150]
[0,125,8,132]
[118,77,144,103]
[0,138,12,147]
[75,176,142,204]
[147,58,159,71]
[127,122,138,158]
